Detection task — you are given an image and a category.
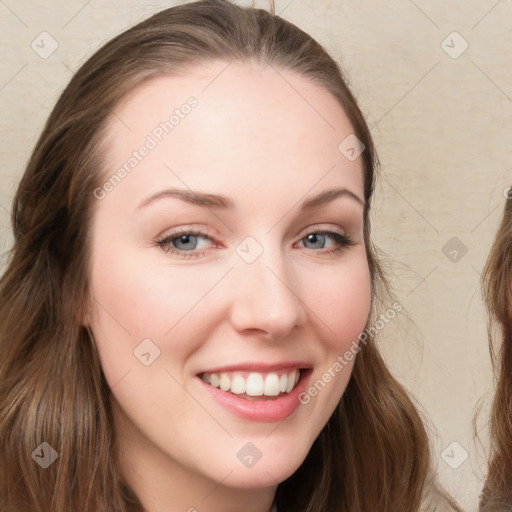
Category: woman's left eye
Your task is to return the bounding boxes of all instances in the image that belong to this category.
[297,231,354,254]
[154,229,353,258]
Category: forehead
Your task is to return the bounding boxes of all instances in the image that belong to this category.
[100,60,364,204]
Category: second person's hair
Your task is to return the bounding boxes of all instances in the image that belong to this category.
[480,191,512,511]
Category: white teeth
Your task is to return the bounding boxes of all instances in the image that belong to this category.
[230,375,246,395]
[279,374,288,393]
[246,373,264,396]
[264,373,281,396]
[201,369,301,397]
[285,374,295,393]
[219,373,231,392]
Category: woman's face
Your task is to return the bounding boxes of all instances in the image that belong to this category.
[87,61,371,496]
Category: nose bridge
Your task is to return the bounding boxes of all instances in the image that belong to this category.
[229,236,305,337]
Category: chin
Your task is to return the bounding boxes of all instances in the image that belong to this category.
[205,437,313,489]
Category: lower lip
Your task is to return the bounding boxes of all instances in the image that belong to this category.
[197,370,312,423]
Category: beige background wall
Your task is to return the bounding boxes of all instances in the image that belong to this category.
[1,1,510,510]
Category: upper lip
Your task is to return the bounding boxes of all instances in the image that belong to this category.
[197,361,313,375]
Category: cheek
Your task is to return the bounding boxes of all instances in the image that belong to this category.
[307,256,371,350]
[295,254,370,432]
[89,243,227,336]
[88,242,234,384]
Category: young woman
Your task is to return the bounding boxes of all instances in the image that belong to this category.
[0,1,461,511]
[480,189,512,511]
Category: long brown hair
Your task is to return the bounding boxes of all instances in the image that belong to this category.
[0,1,460,510]
[480,191,512,511]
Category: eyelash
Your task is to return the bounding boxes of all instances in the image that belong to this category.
[153,228,355,259]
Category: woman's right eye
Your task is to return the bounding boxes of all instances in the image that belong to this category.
[154,231,214,258]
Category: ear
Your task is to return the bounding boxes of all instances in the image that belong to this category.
[80,296,93,327]
[81,312,90,327]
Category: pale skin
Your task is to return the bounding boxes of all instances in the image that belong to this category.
[86,61,371,512]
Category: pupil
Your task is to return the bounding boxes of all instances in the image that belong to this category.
[307,233,324,248]
[174,234,196,250]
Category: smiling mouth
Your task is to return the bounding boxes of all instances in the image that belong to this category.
[199,368,307,400]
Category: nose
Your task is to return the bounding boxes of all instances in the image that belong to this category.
[228,245,307,340]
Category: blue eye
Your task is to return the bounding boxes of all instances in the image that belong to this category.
[302,233,327,249]
[155,231,212,257]
[171,234,207,251]
[298,231,353,252]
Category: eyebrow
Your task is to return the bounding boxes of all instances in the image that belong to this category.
[136,187,364,211]
[301,188,364,209]
[136,189,235,210]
